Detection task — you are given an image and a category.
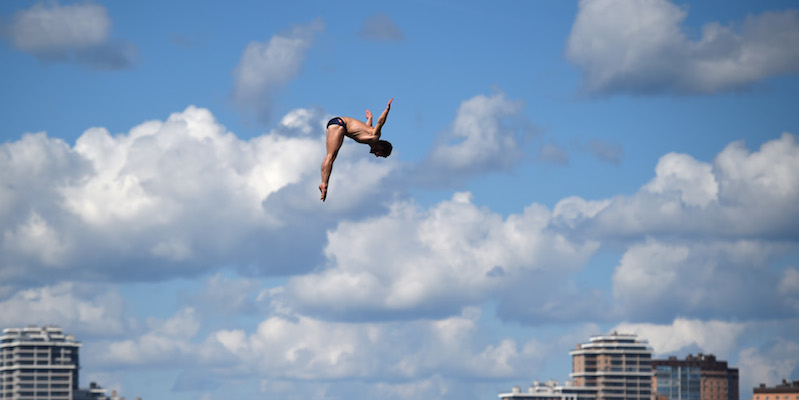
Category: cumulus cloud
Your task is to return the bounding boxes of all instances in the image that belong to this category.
[231,19,324,123]
[358,13,405,42]
[277,107,327,136]
[0,106,397,288]
[0,282,128,336]
[421,93,533,182]
[615,318,746,358]
[90,306,545,389]
[566,0,799,95]
[277,192,598,320]
[95,307,209,366]
[645,152,718,207]
[541,133,799,324]
[560,133,799,239]
[5,2,137,69]
[738,338,799,392]
[612,239,790,321]
[212,308,544,381]
[264,133,799,324]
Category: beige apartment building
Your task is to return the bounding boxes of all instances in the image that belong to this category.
[569,332,654,400]
[753,381,799,400]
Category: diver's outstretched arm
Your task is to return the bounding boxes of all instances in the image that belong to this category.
[374,98,393,137]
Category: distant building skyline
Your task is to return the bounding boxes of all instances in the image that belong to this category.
[499,333,752,400]
[500,332,655,400]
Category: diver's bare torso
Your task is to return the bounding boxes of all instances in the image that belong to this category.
[335,117,380,144]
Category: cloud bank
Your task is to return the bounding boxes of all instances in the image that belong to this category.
[2,104,797,399]
[566,0,799,95]
[0,105,396,287]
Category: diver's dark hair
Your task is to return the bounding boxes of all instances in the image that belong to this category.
[371,140,393,157]
[380,140,393,157]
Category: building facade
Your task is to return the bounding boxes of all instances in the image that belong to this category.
[753,381,799,400]
[569,332,654,400]
[0,326,81,400]
[653,353,739,400]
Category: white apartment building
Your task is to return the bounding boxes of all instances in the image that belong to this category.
[0,326,81,400]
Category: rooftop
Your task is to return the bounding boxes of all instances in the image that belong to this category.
[0,325,80,345]
[754,380,799,393]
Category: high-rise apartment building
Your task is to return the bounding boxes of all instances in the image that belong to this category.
[0,326,80,400]
[569,332,654,400]
[653,353,739,400]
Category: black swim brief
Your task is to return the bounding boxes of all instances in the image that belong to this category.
[327,117,345,128]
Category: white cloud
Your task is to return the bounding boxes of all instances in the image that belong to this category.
[612,239,787,320]
[210,308,543,381]
[540,133,799,323]
[231,19,324,122]
[614,318,746,358]
[0,106,397,286]
[276,133,799,323]
[90,307,544,387]
[278,108,321,136]
[97,307,207,366]
[552,196,610,229]
[280,192,598,319]
[7,2,136,69]
[3,212,71,267]
[738,338,799,392]
[570,133,799,238]
[715,134,799,214]
[424,93,531,179]
[0,282,128,336]
[566,0,799,95]
[645,152,718,207]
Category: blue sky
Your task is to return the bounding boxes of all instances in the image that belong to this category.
[1,1,798,399]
